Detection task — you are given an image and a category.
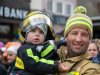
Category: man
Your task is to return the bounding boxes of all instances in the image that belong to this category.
[58,6,100,75]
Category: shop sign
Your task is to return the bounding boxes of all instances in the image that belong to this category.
[0,6,28,19]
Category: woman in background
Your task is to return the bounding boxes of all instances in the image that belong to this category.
[87,40,100,64]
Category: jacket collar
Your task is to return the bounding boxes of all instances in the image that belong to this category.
[65,54,87,62]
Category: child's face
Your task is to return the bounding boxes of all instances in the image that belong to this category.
[7,51,16,63]
[26,27,45,44]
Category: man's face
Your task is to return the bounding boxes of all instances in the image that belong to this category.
[65,28,90,57]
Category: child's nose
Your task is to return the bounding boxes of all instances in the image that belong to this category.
[35,31,40,36]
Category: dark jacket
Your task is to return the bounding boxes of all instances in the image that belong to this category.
[56,39,67,49]
[8,60,16,75]
[0,63,8,75]
[14,41,59,75]
[91,54,100,64]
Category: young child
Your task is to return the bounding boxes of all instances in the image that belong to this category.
[14,11,67,75]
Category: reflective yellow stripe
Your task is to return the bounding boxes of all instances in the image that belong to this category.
[18,29,24,43]
[70,71,80,75]
[67,71,80,75]
[39,58,54,64]
[41,44,54,57]
[65,21,92,33]
[15,57,24,69]
[23,18,30,27]
[26,49,39,62]
[27,49,54,64]
[66,17,92,26]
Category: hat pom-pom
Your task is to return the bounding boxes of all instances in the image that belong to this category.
[74,6,87,14]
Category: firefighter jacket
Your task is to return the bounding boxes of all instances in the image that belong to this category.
[58,54,100,75]
[14,41,59,75]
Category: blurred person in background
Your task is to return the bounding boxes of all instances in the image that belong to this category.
[0,41,8,75]
[92,39,100,51]
[87,40,100,64]
[6,42,21,75]
[0,42,4,62]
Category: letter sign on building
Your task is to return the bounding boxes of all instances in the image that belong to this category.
[0,6,28,19]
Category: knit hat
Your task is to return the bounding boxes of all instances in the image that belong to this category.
[64,6,93,39]
[7,46,19,54]
[6,42,21,54]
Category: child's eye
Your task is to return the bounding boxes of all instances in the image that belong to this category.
[31,30,35,32]
[29,29,35,32]
[39,30,44,34]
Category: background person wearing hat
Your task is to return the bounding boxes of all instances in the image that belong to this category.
[0,41,4,62]
[6,42,21,75]
[58,6,100,75]
[0,41,8,75]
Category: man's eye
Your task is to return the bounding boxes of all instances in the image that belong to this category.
[72,32,77,35]
[82,33,88,38]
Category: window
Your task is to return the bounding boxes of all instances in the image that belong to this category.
[47,0,52,11]
[57,2,62,13]
[53,15,67,25]
[66,4,72,15]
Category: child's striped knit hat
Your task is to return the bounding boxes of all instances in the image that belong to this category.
[64,6,93,39]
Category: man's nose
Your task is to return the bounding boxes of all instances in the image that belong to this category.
[76,34,82,42]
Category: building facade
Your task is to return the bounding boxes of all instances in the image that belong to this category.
[0,0,30,43]
[30,0,77,41]
[77,0,100,38]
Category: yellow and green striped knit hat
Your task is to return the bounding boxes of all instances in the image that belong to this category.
[64,6,93,39]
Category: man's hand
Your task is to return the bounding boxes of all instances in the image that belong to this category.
[58,62,70,72]
[57,46,67,62]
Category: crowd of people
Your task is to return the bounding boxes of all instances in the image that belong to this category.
[0,6,100,75]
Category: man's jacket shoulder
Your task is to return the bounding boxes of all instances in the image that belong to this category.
[77,59,100,75]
